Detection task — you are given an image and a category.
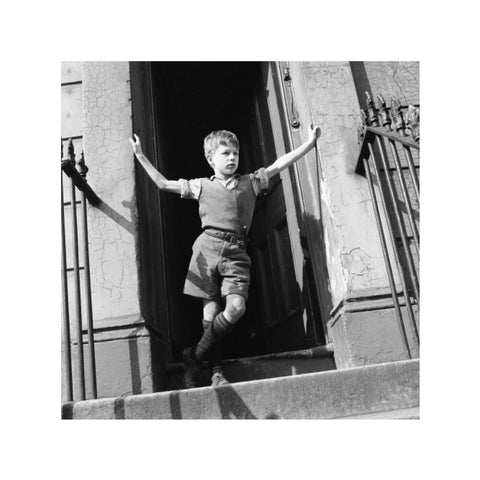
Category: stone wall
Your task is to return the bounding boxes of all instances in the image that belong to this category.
[61,62,162,402]
[289,61,391,309]
[288,61,419,367]
[61,61,420,398]
[81,61,140,321]
[351,61,420,107]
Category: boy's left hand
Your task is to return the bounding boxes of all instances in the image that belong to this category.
[307,122,321,144]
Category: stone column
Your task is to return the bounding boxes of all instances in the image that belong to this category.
[72,61,159,399]
[288,62,418,368]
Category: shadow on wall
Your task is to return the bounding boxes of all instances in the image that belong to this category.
[95,198,136,235]
[350,61,374,110]
[128,332,142,395]
[301,209,334,345]
[350,61,419,110]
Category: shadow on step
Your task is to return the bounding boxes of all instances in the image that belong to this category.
[167,384,280,419]
[165,345,336,392]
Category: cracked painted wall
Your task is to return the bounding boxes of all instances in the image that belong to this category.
[362,61,419,106]
[290,62,393,308]
[81,61,140,321]
[62,62,92,331]
[287,61,420,367]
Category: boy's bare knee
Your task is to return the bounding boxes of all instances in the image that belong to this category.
[203,298,222,321]
[225,295,246,321]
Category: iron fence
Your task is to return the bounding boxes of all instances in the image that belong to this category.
[61,139,100,401]
[356,93,420,357]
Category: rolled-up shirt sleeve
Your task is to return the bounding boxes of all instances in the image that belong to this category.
[250,167,269,196]
[179,178,201,200]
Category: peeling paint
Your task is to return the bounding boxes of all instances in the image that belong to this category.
[298,62,403,304]
[82,62,139,321]
[340,247,372,276]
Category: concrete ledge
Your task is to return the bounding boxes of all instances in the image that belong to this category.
[341,406,419,419]
[330,306,419,369]
[63,359,419,420]
[62,333,161,402]
[165,347,336,390]
[62,397,125,419]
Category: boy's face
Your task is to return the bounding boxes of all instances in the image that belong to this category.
[207,143,239,178]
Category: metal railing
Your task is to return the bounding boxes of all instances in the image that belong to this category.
[61,139,100,401]
[356,93,420,357]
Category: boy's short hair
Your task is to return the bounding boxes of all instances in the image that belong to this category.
[203,130,239,159]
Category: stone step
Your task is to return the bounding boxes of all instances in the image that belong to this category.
[62,358,419,419]
[341,406,420,419]
[165,345,336,390]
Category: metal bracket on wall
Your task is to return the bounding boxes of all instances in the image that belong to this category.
[282,66,300,128]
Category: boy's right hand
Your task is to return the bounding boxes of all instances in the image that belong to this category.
[129,133,143,156]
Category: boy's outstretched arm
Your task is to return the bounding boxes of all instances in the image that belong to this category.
[265,123,321,178]
[129,134,182,194]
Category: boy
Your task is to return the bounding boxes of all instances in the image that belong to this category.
[129,123,321,388]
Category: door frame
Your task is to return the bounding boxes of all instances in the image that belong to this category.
[130,61,330,361]
[129,61,173,356]
[264,61,331,344]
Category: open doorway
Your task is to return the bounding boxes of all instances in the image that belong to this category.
[132,61,325,364]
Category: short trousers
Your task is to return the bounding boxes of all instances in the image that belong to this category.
[183,231,252,301]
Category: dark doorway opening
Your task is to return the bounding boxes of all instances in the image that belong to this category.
[150,62,267,361]
[134,61,325,364]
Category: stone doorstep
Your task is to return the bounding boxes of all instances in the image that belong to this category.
[164,344,334,374]
[165,345,336,390]
[62,359,419,420]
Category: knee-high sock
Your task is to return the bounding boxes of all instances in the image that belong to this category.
[195,312,234,362]
[203,319,222,371]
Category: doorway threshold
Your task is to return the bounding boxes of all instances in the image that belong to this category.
[165,344,336,391]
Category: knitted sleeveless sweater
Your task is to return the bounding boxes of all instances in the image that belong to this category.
[198,175,257,236]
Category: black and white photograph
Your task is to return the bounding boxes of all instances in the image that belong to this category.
[60,60,420,419]
[4,1,479,478]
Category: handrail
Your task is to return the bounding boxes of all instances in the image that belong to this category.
[355,93,420,358]
[61,158,101,206]
[61,138,99,401]
[364,125,419,149]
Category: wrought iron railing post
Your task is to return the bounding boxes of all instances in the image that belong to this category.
[68,139,86,400]
[387,140,420,255]
[405,105,420,143]
[357,93,420,354]
[61,142,73,401]
[377,94,392,130]
[367,141,419,350]
[362,155,411,357]
[76,151,98,399]
[365,91,378,126]
[61,138,101,402]
[391,98,420,198]
[374,135,420,305]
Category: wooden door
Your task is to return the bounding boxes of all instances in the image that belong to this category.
[241,63,315,354]
[131,61,325,360]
